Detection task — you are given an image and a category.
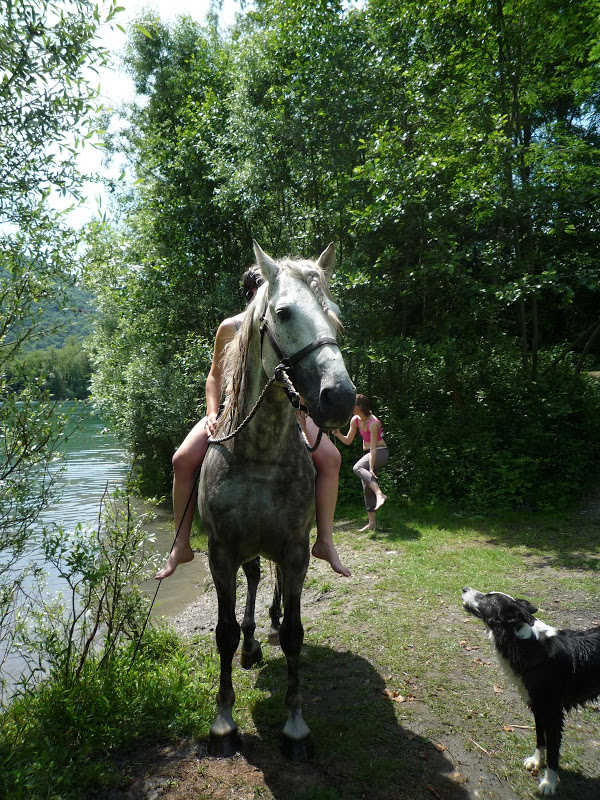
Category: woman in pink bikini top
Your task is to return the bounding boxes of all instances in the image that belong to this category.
[333,393,388,531]
[355,412,385,448]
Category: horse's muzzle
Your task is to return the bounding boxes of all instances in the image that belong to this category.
[313,381,356,429]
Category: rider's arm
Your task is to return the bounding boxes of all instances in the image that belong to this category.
[205,317,238,435]
[332,416,358,446]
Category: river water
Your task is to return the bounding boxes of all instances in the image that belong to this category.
[38,404,206,620]
[3,405,207,696]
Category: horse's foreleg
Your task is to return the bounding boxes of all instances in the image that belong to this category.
[209,561,241,757]
[279,570,313,762]
[240,556,262,668]
[268,565,283,646]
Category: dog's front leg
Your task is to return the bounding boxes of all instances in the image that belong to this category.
[524,709,546,773]
[536,708,563,796]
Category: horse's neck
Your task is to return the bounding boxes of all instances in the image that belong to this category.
[237,331,300,459]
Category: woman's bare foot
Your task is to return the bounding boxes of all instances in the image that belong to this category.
[311,540,351,577]
[155,541,195,579]
[374,493,387,511]
[358,523,376,532]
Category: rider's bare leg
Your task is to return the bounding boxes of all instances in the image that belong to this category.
[155,418,209,580]
[303,416,351,577]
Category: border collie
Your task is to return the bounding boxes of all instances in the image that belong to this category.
[461,587,600,796]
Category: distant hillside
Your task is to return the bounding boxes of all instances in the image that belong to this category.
[5,282,97,399]
[23,284,97,351]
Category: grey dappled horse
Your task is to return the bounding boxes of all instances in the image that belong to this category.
[198,241,355,761]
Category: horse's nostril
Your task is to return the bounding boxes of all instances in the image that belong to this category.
[319,384,356,419]
[319,387,334,409]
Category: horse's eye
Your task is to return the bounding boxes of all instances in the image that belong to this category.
[276,306,292,321]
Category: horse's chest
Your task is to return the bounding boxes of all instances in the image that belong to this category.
[201,446,314,521]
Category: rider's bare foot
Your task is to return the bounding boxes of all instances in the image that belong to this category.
[358,523,376,532]
[374,493,387,511]
[155,541,194,579]
[311,540,351,577]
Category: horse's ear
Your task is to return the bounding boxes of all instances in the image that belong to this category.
[316,242,336,280]
[253,240,279,284]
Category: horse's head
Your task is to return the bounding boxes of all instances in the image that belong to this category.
[253,241,356,430]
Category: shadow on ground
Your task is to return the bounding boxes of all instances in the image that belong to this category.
[242,644,472,800]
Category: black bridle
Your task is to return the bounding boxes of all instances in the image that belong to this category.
[259,310,339,414]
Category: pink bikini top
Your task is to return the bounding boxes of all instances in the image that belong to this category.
[354,415,383,444]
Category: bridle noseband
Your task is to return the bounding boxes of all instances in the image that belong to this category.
[259,309,339,414]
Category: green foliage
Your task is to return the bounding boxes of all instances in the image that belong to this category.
[0,480,215,799]
[0,628,216,800]
[0,0,122,695]
[6,336,92,399]
[15,484,159,686]
[89,0,600,507]
[383,350,600,510]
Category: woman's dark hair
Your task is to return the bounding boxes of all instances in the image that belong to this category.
[355,393,372,415]
[243,266,264,303]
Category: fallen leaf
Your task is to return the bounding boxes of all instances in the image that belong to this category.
[383,688,409,703]
[493,685,503,694]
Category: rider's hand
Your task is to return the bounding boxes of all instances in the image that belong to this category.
[206,412,218,436]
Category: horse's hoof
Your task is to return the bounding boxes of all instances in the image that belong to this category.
[268,628,280,646]
[281,733,314,762]
[240,641,262,669]
[209,728,242,758]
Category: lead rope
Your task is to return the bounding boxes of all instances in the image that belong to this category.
[207,373,279,444]
[127,465,200,672]
[208,367,324,453]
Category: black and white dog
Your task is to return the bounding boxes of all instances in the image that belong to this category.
[462,587,600,796]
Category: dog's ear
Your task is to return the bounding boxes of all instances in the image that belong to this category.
[498,600,536,627]
[516,598,538,615]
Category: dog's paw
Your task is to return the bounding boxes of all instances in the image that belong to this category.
[524,749,544,772]
[537,768,558,796]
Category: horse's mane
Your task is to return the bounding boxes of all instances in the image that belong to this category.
[216,257,342,433]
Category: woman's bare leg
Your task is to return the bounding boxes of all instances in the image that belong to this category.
[155,418,209,579]
[367,479,387,510]
[358,511,377,532]
[303,417,351,577]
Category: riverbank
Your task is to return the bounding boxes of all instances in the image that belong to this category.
[104,503,600,800]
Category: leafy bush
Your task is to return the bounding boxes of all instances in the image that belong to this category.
[381,350,600,511]
[0,629,216,800]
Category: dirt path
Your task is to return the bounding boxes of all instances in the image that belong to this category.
[97,510,600,800]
